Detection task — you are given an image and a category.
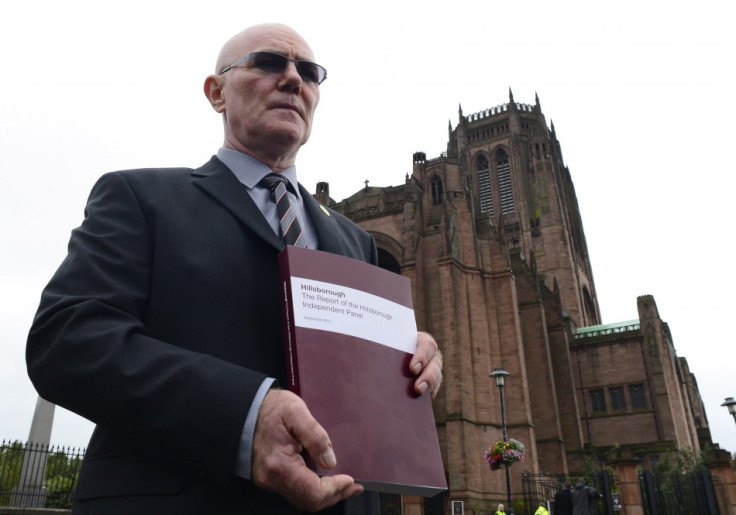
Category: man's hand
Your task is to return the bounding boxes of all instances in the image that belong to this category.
[252,389,364,511]
[409,331,443,398]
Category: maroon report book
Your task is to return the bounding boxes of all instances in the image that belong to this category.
[278,246,447,496]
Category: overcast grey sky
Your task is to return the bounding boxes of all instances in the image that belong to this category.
[2,0,735,455]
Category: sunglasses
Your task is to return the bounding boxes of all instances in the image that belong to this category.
[219,51,327,85]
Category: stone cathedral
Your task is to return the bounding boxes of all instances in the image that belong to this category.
[314,91,719,512]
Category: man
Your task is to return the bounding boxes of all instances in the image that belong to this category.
[553,481,573,515]
[26,24,442,514]
[571,478,600,515]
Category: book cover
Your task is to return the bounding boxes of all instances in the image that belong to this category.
[278,246,447,497]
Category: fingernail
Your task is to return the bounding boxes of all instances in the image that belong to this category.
[417,381,429,395]
[413,362,422,374]
[322,448,336,468]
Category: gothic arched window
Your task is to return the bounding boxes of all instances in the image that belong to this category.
[430,175,443,205]
[496,149,515,214]
[476,155,494,216]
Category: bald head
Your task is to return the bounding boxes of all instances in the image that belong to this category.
[215,24,315,74]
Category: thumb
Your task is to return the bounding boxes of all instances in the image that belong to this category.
[281,391,338,470]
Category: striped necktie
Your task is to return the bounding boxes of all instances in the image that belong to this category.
[259,173,307,248]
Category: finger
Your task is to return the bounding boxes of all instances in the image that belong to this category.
[315,475,365,511]
[410,331,439,375]
[410,332,443,397]
[288,472,365,512]
[277,460,363,511]
[414,350,443,398]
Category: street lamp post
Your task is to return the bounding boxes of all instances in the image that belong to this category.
[490,367,512,514]
[721,397,736,426]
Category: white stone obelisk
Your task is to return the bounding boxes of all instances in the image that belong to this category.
[12,396,55,507]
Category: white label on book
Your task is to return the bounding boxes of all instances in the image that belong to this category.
[291,276,417,353]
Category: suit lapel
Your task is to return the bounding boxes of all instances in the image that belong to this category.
[192,156,344,254]
[299,184,343,255]
[192,157,283,251]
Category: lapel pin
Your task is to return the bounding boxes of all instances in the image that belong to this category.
[319,205,331,217]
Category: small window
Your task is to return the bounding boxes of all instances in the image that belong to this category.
[590,389,606,414]
[430,175,443,205]
[610,386,626,411]
[629,384,647,410]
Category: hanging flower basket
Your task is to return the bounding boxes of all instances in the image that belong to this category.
[484,438,525,471]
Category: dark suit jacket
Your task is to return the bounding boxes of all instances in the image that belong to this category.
[553,488,572,515]
[26,156,378,514]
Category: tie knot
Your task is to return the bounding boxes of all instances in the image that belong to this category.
[259,173,290,195]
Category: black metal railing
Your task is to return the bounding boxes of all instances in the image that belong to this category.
[638,468,720,515]
[0,439,84,509]
[520,471,567,514]
[521,471,614,515]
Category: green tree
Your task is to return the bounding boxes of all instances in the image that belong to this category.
[0,440,25,505]
[43,447,83,509]
[675,446,708,474]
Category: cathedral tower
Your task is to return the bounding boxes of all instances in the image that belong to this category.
[333,92,598,510]
[448,90,600,328]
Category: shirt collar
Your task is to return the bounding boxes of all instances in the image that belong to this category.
[216,147,300,196]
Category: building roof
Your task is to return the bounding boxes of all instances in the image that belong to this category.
[574,320,640,340]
